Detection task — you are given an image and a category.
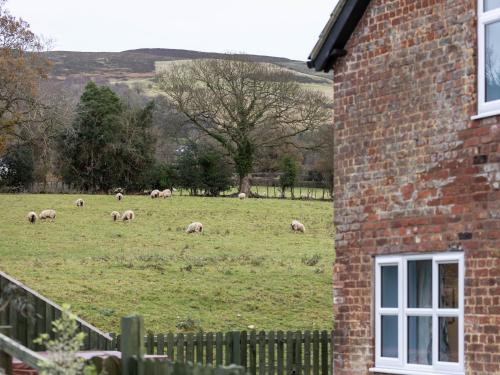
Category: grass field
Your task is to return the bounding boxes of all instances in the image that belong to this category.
[0,194,334,333]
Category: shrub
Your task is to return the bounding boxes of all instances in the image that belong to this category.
[34,304,93,375]
[176,143,233,196]
[0,144,34,189]
[279,155,299,198]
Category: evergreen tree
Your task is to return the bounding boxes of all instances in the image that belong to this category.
[58,82,156,192]
[279,155,299,198]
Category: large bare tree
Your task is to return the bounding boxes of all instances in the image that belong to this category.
[157,56,331,195]
[0,0,50,152]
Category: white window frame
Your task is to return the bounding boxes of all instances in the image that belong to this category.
[371,253,464,375]
[474,1,500,119]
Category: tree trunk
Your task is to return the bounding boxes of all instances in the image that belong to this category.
[239,175,251,196]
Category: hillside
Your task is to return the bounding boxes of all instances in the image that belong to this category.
[43,48,332,95]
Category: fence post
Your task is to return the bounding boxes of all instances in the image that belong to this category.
[121,315,144,375]
[232,331,241,365]
[0,326,13,375]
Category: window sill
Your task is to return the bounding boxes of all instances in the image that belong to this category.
[471,108,500,120]
[369,367,464,375]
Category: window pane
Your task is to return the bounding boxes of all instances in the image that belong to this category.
[408,260,432,308]
[486,21,500,102]
[408,316,432,365]
[439,263,458,308]
[485,0,500,11]
[439,317,459,363]
[381,315,398,358]
[381,265,398,308]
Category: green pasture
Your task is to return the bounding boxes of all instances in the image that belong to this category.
[0,194,334,333]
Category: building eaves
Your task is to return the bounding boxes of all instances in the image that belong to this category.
[307,0,372,72]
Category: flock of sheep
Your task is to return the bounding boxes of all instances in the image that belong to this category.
[25,190,306,233]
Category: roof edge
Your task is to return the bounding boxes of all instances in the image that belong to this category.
[307,0,372,72]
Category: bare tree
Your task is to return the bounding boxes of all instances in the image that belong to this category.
[157,56,331,195]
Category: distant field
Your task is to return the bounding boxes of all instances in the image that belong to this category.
[0,194,334,333]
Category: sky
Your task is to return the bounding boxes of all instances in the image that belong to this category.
[8,1,338,61]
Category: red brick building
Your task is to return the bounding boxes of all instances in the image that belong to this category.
[308,1,499,374]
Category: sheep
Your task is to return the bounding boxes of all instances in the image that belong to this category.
[111,211,121,222]
[122,210,135,222]
[150,189,160,199]
[75,198,84,207]
[26,211,37,224]
[116,193,123,201]
[238,192,246,200]
[162,189,172,198]
[291,220,306,233]
[39,209,56,221]
[186,222,203,234]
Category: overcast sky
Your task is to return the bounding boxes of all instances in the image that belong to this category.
[8,1,337,61]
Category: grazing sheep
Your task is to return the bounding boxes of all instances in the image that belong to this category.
[111,211,121,222]
[26,211,37,224]
[122,210,135,222]
[162,189,172,198]
[291,220,306,233]
[186,222,203,234]
[238,192,246,200]
[39,209,56,221]
[75,198,84,207]
[116,193,123,201]
[150,189,160,199]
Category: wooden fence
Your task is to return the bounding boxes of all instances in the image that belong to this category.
[0,271,112,350]
[112,329,333,375]
[0,320,245,375]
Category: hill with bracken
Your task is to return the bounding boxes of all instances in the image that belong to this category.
[43,48,332,95]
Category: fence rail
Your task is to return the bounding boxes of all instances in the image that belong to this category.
[112,330,332,375]
[0,330,47,373]
[0,271,112,350]
[19,181,333,201]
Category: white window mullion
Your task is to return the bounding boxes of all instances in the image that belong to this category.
[398,257,403,368]
[402,258,407,367]
[459,254,465,370]
[432,259,439,368]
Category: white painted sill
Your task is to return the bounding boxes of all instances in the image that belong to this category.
[369,368,464,375]
[471,107,500,120]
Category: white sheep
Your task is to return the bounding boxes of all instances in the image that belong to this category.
[111,211,121,222]
[75,198,84,207]
[162,189,172,198]
[150,189,160,199]
[238,192,246,200]
[291,220,306,233]
[39,209,56,221]
[116,193,123,201]
[122,210,135,222]
[27,211,38,224]
[186,222,203,234]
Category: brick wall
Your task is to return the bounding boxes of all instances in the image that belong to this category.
[331,0,499,374]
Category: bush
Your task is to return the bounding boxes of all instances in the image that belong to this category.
[279,155,299,198]
[0,144,34,189]
[145,162,177,190]
[176,143,233,196]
